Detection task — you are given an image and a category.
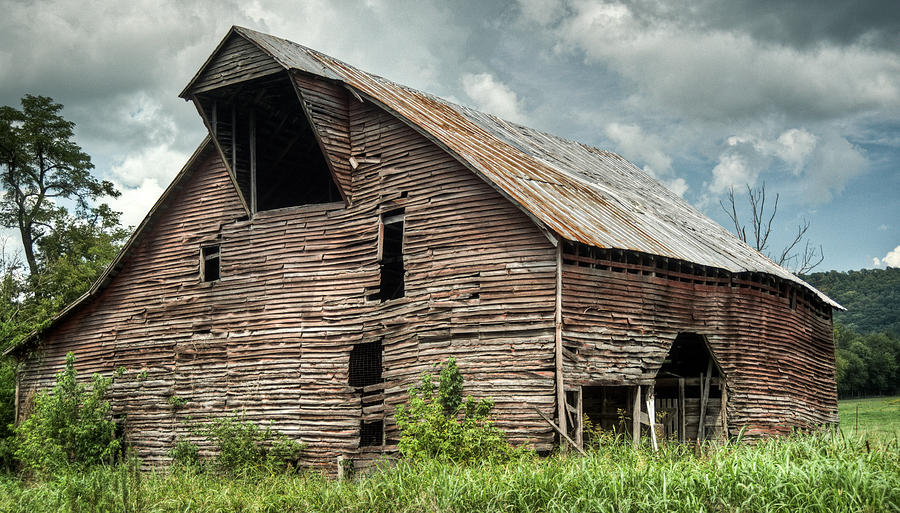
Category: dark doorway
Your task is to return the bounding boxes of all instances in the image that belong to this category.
[654,333,724,441]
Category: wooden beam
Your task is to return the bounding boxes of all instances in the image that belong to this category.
[678,377,686,443]
[720,379,728,439]
[555,245,566,446]
[249,109,257,213]
[646,384,658,451]
[698,359,712,442]
[632,384,641,447]
[533,406,585,456]
[575,387,583,449]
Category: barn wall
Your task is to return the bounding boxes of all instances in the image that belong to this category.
[19,77,558,471]
[561,252,838,436]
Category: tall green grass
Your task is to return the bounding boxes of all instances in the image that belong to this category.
[0,433,896,513]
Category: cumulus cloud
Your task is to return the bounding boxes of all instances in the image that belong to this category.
[604,122,671,176]
[873,245,900,268]
[705,128,865,202]
[109,177,166,229]
[529,1,900,122]
[461,72,529,123]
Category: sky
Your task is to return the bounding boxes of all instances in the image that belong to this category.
[1,0,898,272]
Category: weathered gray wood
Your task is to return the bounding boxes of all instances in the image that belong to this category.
[646,384,658,451]
[698,360,712,442]
[632,385,641,447]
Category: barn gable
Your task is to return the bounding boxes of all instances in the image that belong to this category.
[182,29,350,212]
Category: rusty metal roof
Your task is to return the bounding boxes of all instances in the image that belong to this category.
[235,27,839,309]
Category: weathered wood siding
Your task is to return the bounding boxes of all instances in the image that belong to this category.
[561,254,838,435]
[19,76,558,471]
[190,34,282,94]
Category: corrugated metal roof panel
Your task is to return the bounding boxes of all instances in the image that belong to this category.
[233,26,840,309]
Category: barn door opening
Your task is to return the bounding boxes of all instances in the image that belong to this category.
[654,333,725,442]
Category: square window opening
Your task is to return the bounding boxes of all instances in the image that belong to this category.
[359,420,384,447]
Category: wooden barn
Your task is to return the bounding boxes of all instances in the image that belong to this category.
[8,27,841,470]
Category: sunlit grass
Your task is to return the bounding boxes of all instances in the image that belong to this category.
[838,395,900,440]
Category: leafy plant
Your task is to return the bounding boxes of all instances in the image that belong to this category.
[394,357,528,463]
[14,352,123,472]
[170,412,304,474]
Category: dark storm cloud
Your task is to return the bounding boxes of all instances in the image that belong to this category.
[624,0,900,52]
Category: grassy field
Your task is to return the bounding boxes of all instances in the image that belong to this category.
[838,395,900,440]
[0,433,897,513]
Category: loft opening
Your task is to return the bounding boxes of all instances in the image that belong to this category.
[195,74,342,212]
[378,209,405,301]
[349,340,385,447]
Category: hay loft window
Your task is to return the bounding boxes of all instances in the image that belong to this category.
[200,245,220,282]
[378,209,405,301]
[196,74,342,212]
[349,341,384,447]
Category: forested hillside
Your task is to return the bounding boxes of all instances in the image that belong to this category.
[804,267,900,335]
[804,267,899,397]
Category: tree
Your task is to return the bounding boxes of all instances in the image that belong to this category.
[721,183,824,274]
[0,95,120,278]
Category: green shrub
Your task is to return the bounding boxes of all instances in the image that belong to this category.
[394,357,528,463]
[14,352,123,472]
[171,412,304,474]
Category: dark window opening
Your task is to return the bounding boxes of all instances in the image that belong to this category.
[350,341,385,448]
[201,245,220,282]
[349,341,383,388]
[197,74,342,212]
[379,209,405,301]
[359,420,384,447]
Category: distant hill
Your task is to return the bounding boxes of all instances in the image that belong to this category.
[804,267,900,335]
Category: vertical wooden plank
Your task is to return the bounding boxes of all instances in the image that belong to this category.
[678,377,685,442]
[575,387,583,449]
[231,105,237,171]
[555,245,566,444]
[646,384,658,451]
[720,380,728,439]
[698,360,712,442]
[249,109,256,213]
[632,385,641,447]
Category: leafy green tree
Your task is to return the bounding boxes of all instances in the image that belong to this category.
[0,94,120,278]
[395,358,528,463]
[14,353,123,472]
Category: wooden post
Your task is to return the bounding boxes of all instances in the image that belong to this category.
[678,377,686,442]
[632,385,641,447]
[698,360,712,442]
[720,379,728,439]
[554,246,567,447]
[575,387,583,449]
[231,105,236,170]
[336,455,347,479]
[249,109,257,213]
[646,384,658,451]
